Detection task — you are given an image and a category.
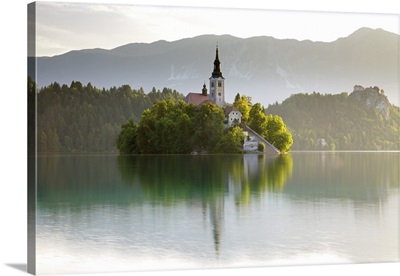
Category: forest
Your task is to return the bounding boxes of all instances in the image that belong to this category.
[30,76,398,153]
[29,77,183,153]
[265,91,400,150]
[29,77,292,154]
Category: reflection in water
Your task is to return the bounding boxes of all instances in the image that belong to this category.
[36,152,399,274]
[38,154,292,258]
[285,152,399,203]
[117,154,293,203]
[116,154,293,257]
[209,196,223,258]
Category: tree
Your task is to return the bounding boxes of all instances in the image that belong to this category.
[117,119,139,154]
[70,80,83,91]
[35,79,184,153]
[121,100,246,154]
[47,129,61,152]
[234,95,251,121]
[247,103,293,153]
[264,115,293,153]
[136,109,159,153]
[265,92,399,150]
[193,103,225,152]
[153,100,195,153]
[264,115,285,141]
[271,130,293,153]
[214,126,245,153]
[248,103,268,136]
[134,100,197,154]
[234,93,241,103]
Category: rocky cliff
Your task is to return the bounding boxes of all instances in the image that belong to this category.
[349,86,391,119]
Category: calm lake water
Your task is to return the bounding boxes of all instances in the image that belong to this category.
[36,152,399,275]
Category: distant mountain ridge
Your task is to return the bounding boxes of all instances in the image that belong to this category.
[30,27,399,106]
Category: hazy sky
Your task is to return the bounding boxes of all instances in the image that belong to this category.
[35,1,399,57]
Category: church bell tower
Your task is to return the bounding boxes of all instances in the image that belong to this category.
[209,46,225,106]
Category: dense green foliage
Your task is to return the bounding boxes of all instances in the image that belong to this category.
[248,103,293,153]
[117,100,245,154]
[233,93,251,121]
[135,99,197,154]
[192,102,226,152]
[215,126,246,153]
[117,96,295,154]
[265,92,400,150]
[116,119,139,154]
[32,78,183,153]
[31,77,293,154]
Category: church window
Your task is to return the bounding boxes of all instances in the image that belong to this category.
[218,81,222,87]
[211,82,214,88]
[218,92,221,96]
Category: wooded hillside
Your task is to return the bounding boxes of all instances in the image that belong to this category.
[29,78,183,153]
[265,91,399,150]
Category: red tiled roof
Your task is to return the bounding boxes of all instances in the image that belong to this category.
[184,93,211,106]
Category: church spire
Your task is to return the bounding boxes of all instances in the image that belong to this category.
[202,82,207,96]
[209,44,225,107]
[211,45,223,78]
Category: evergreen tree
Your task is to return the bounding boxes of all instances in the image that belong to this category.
[33,79,184,153]
[234,93,241,103]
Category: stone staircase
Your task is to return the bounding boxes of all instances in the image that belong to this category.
[242,124,280,155]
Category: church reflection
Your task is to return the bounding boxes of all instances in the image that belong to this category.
[37,152,399,264]
[207,154,293,257]
[201,195,224,258]
[117,153,293,257]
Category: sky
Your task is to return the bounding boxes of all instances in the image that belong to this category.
[33,0,400,57]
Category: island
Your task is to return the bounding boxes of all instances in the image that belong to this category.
[117,46,293,155]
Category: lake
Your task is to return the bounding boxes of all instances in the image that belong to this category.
[36,152,399,275]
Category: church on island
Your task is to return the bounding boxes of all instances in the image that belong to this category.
[183,46,280,155]
[183,46,242,128]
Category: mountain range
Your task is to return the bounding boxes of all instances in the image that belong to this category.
[30,27,399,106]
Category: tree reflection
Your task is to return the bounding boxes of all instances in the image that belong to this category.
[37,153,398,260]
[117,154,293,257]
[117,154,292,205]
